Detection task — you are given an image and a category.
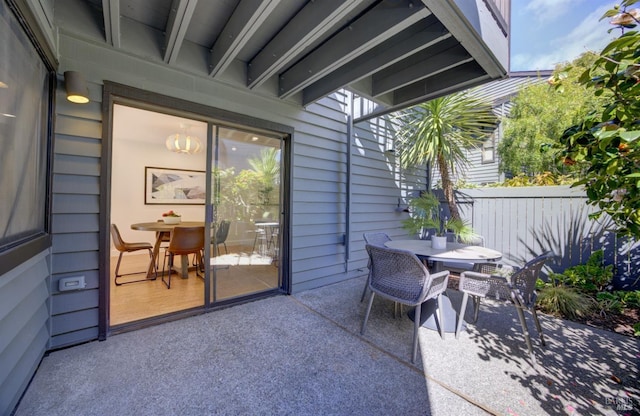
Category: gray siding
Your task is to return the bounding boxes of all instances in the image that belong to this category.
[47,31,425,340]
[349,112,427,281]
[0,250,50,415]
[49,80,103,350]
[457,186,639,287]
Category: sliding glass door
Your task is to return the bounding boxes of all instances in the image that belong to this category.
[108,99,287,328]
[207,126,283,303]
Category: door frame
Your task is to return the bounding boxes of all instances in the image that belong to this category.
[100,81,293,339]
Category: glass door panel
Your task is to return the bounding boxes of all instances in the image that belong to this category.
[209,126,282,302]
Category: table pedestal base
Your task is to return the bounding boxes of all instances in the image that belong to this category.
[408,295,466,333]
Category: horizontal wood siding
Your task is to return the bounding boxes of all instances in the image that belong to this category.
[49,80,103,349]
[0,250,50,415]
[349,112,427,280]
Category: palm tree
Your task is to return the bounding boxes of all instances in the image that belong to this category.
[395,92,497,221]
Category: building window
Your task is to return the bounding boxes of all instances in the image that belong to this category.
[0,1,54,273]
[481,128,497,164]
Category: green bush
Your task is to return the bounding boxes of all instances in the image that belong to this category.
[596,292,624,315]
[559,250,613,293]
[538,285,595,320]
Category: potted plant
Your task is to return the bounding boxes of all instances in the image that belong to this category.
[401,192,476,248]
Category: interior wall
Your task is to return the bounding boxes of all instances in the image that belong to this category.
[110,106,207,255]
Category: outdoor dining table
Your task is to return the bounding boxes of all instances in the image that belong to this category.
[384,239,502,333]
[131,221,205,279]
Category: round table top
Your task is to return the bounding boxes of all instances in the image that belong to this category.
[130,221,205,231]
[385,239,502,263]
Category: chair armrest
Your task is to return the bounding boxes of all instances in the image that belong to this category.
[459,271,512,300]
[426,270,449,298]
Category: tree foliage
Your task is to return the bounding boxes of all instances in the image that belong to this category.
[557,0,640,238]
[498,54,603,177]
[395,92,496,220]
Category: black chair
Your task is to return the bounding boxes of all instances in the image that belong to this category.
[456,251,555,366]
[212,220,230,255]
[361,244,449,363]
[110,224,156,285]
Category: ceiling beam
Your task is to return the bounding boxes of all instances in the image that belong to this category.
[278,0,430,99]
[372,40,472,96]
[247,0,364,90]
[301,16,449,106]
[164,0,198,64]
[392,60,489,106]
[209,0,282,78]
[102,0,120,47]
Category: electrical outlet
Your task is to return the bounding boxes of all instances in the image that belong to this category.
[58,276,86,292]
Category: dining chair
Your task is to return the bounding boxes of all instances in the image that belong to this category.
[110,224,157,285]
[161,226,205,289]
[361,232,392,302]
[155,219,171,268]
[361,244,449,363]
[212,220,230,255]
[455,251,555,366]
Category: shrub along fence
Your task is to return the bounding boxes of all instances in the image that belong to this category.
[448,186,639,290]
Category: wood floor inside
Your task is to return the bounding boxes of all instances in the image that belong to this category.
[110,244,279,326]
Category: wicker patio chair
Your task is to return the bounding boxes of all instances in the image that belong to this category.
[361,244,449,363]
[360,232,392,302]
[455,251,555,365]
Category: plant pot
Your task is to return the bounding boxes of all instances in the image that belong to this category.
[163,216,181,224]
[431,235,447,250]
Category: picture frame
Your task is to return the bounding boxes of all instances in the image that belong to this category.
[144,167,206,205]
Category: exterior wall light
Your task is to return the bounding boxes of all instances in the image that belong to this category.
[64,71,89,103]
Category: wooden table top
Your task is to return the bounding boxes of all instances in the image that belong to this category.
[130,221,205,232]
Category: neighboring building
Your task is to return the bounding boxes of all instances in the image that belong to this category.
[0,0,509,413]
[431,71,552,186]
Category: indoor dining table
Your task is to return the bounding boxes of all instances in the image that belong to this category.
[131,221,205,279]
[384,239,502,333]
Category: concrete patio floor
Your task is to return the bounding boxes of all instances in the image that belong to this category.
[14,276,640,415]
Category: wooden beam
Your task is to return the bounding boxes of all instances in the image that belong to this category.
[301,17,447,106]
[209,0,281,77]
[102,0,120,47]
[163,0,198,64]
[372,40,472,96]
[392,60,488,105]
[278,0,430,99]
[247,0,364,89]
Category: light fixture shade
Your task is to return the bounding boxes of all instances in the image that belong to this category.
[64,71,89,104]
[166,133,202,154]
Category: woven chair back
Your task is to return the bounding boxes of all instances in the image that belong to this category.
[363,232,391,246]
[365,244,432,305]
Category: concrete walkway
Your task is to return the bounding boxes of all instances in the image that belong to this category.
[15,277,639,415]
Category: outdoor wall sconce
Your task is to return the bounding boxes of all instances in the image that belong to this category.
[395,197,409,212]
[64,71,89,104]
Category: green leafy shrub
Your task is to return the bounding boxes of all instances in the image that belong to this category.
[560,250,613,293]
[596,292,624,315]
[538,285,595,320]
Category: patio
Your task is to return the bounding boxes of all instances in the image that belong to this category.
[15,276,639,416]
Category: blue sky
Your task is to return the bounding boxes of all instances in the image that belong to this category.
[510,0,618,71]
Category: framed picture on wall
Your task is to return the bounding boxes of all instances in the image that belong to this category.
[145,167,206,205]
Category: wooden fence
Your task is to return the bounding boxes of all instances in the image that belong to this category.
[444,186,639,290]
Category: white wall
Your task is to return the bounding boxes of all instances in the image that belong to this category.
[110,108,207,254]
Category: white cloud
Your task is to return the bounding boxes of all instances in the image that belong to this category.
[514,4,615,70]
[525,0,586,22]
